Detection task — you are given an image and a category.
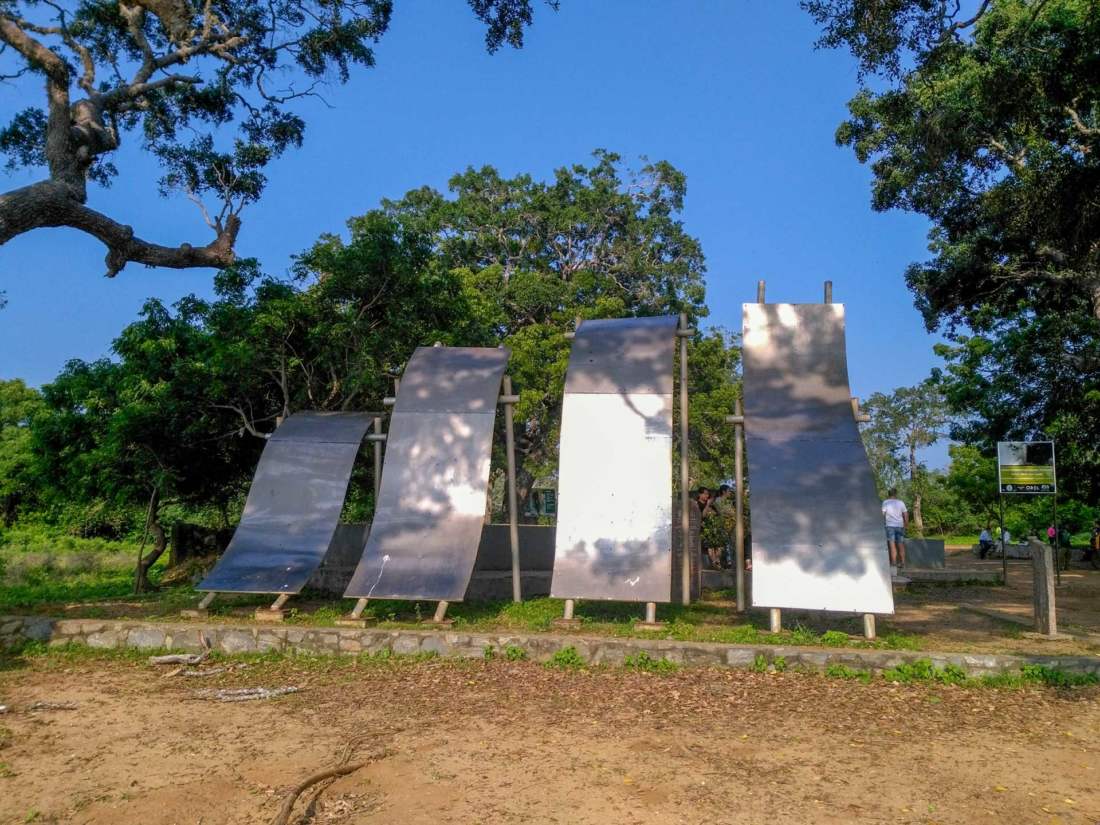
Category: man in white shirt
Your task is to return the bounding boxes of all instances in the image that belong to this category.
[882,488,908,571]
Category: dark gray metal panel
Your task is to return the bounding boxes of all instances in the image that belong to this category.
[741,303,893,614]
[394,347,510,414]
[199,412,372,594]
[270,411,376,443]
[564,315,679,395]
[552,317,677,603]
[344,348,508,601]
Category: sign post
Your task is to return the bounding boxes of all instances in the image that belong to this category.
[997,441,1058,585]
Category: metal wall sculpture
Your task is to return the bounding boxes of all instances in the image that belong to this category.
[343,346,510,602]
[198,412,373,595]
[741,302,894,614]
[551,316,679,603]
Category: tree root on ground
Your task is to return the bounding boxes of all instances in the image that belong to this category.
[270,737,393,825]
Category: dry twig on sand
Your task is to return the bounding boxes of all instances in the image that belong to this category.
[270,737,391,825]
[149,631,211,666]
[27,701,78,711]
[192,686,299,702]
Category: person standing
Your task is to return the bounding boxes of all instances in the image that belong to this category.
[979,527,993,560]
[882,488,908,571]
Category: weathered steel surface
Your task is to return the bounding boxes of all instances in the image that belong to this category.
[552,316,678,602]
[741,303,894,614]
[343,347,509,601]
[199,412,372,594]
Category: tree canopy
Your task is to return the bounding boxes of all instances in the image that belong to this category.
[806,0,1100,328]
[0,0,556,277]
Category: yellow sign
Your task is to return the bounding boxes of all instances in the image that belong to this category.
[997,441,1056,495]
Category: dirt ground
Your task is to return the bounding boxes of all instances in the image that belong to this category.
[1,653,1099,825]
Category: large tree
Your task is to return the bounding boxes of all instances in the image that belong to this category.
[805,0,1100,326]
[0,0,554,277]
[860,380,948,533]
[0,378,44,526]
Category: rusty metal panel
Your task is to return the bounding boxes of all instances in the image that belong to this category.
[742,303,894,614]
[552,316,678,602]
[395,347,511,414]
[199,412,372,594]
[344,348,508,601]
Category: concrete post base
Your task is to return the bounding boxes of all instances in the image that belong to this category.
[179,609,209,619]
[335,617,375,628]
[253,609,286,623]
[633,621,666,632]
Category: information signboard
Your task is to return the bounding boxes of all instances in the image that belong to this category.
[997,441,1056,494]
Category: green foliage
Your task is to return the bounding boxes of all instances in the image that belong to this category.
[503,644,528,661]
[772,655,788,672]
[2,1,551,252]
[623,651,678,674]
[819,630,850,647]
[545,646,586,669]
[824,663,872,682]
[883,659,968,685]
[752,653,768,673]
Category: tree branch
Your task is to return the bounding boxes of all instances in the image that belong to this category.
[1065,105,1100,138]
[0,179,240,276]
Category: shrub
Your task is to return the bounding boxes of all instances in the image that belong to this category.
[546,646,585,669]
[504,645,527,661]
[623,651,678,674]
[820,630,849,647]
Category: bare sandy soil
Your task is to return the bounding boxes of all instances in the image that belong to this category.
[1,653,1098,825]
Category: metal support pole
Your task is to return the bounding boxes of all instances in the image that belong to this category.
[769,607,781,633]
[645,602,657,624]
[372,416,383,502]
[824,280,833,303]
[350,597,369,619]
[679,312,691,605]
[563,599,575,620]
[757,280,766,304]
[999,493,1008,584]
[863,613,876,640]
[198,591,216,610]
[1053,491,1061,584]
[502,375,522,603]
[433,600,449,623]
[733,398,746,613]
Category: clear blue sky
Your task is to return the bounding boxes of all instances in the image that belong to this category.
[0,1,945,460]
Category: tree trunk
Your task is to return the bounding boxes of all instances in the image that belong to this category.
[1,493,16,528]
[134,488,168,593]
[909,441,924,535]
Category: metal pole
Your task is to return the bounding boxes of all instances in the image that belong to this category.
[372,416,383,502]
[999,493,1007,584]
[1053,491,1061,585]
[734,398,746,612]
[757,280,766,304]
[679,312,691,605]
[824,280,833,303]
[503,375,522,603]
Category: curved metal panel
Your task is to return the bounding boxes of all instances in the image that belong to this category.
[552,316,678,602]
[742,303,894,614]
[199,412,372,594]
[344,347,509,601]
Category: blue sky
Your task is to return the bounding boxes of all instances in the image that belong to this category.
[0,1,945,460]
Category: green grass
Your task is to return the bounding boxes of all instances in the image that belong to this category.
[878,657,1099,689]
[545,646,586,670]
[824,663,873,683]
[622,651,678,674]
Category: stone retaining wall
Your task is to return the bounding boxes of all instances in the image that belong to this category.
[3,615,1098,677]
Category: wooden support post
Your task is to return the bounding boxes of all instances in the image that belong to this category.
[502,375,522,603]
[679,312,692,605]
[863,613,876,640]
[1032,544,1058,636]
[769,608,781,634]
[255,592,290,622]
[372,416,383,502]
[634,600,665,631]
[733,399,746,612]
[432,600,451,626]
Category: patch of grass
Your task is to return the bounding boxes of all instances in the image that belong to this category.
[503,644,527,661]
[0,762,14,778]
[824,663,872,683]
[623,651,678,674]
[880,632,921,651]
[1017,664,1099,688]
[545,646,586,670]
[752,653,768,673]
[820,630,850,647]
[882,659,967,685]
[772,655,787,672]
